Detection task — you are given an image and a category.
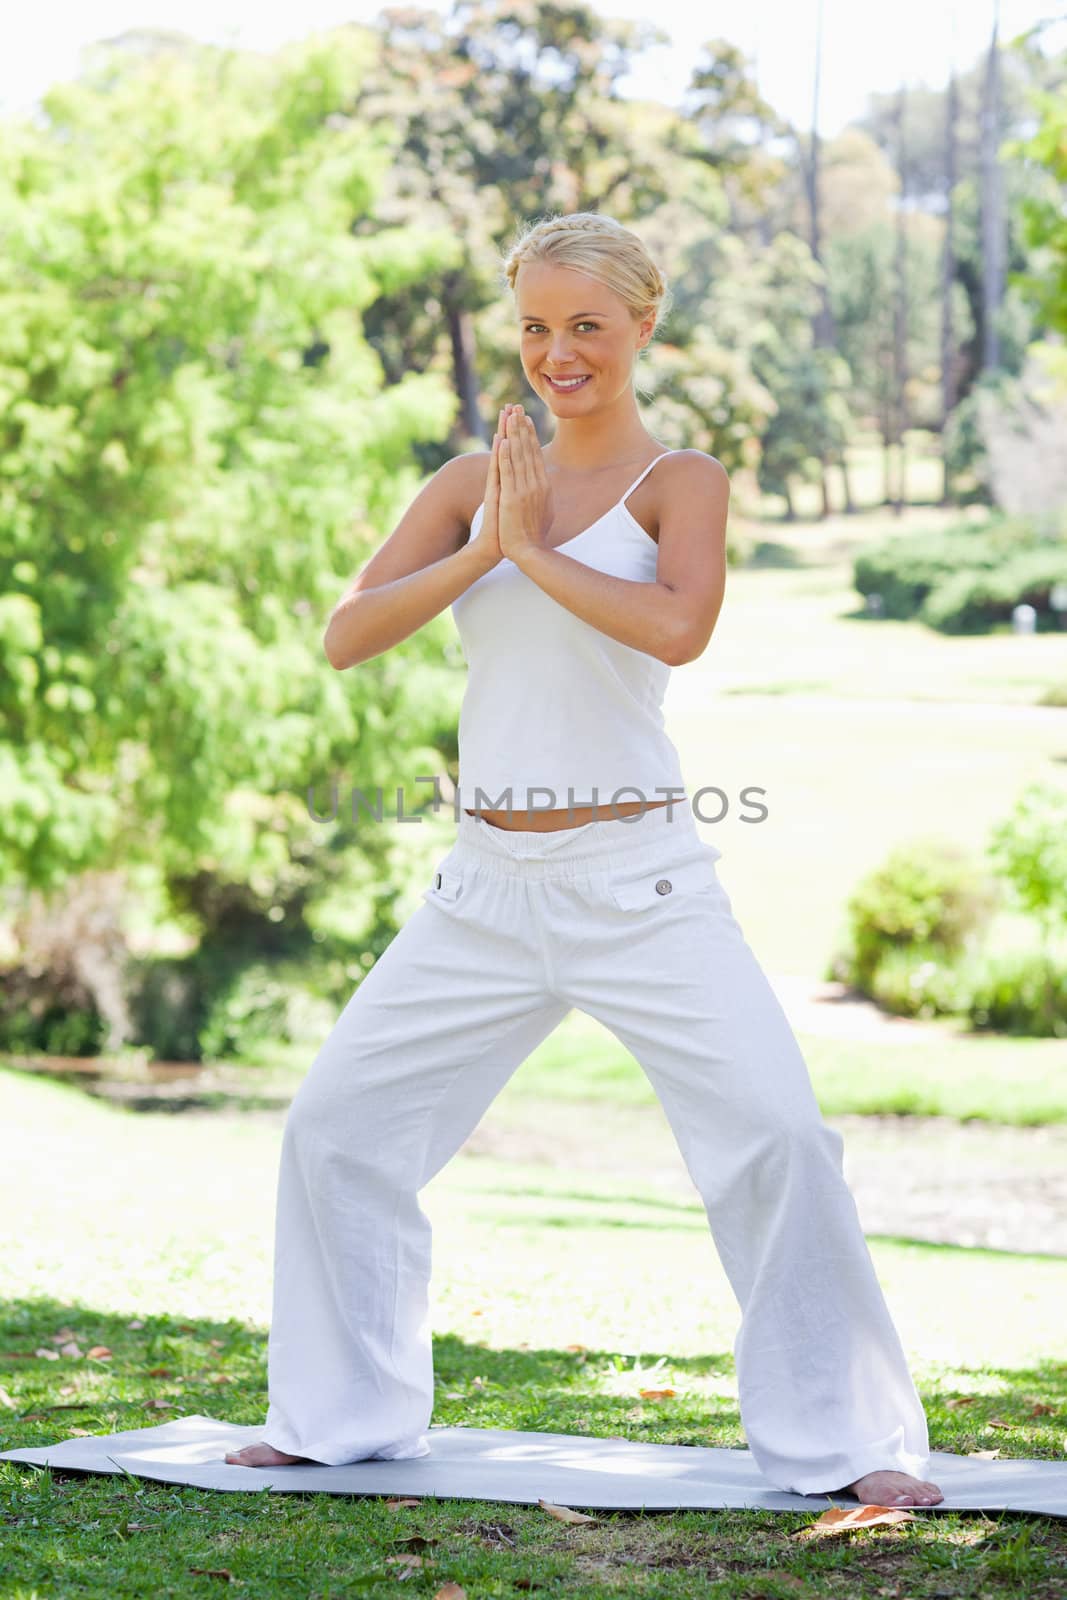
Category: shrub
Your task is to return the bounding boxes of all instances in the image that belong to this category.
[853,525,1005,620]
[957,944,1067,1037]
[835,838,998,990]
[988,782,1067,937]
[918,546,1067,633]
[867,943,972,1020]
[852,519,1067,632]
[199,959,336,1063]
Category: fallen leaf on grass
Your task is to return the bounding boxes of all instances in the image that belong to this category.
[66,1428,91,1438]
[1028,1402,1056,1417]
[144,1399,176,1411]
[968,1449,1001,1459]
[188,1568,233,1581]
[393,1535,439,1553]
[127,1320,144,1331]
[58,1343,82,1359]
[538,1498,597,1525]
[34,1348,60,1361]
[385,1498,423,1510]
[148,1368,172,1378]
[944,1395,977,1410]
[638,1388,676,1400]
[789,1504,916,1542]
[86,1347,111,1360]
[986,1417,1015,1430]
[433,1585,466,1599]
[385,1553,423,1570]
[0,1386,15,1408]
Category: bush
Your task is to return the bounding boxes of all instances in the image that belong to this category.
[125,954,213,1063]
[834,838,998,991]
[918,546,1067,633]
[0,967,106,1057]
[957,945,1067,1038]
[852,519,1067,632]
[866,943,972,1020]
[853,523,1010,620]
[199,959,336,1063]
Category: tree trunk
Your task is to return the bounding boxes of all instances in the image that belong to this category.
[979,1,1005,374]
[892,86,909,518]
[444,276,484,444]
[940,62,959,504]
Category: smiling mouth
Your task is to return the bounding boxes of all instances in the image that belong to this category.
[545,374,592,391]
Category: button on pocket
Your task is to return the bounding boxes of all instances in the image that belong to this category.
[422,865,463,904]
[608,854,720,912]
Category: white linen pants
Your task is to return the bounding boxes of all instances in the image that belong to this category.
[261,801,932,1495]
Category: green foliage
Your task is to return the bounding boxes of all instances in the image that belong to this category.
[198,960,335,1062]
[853,519,1067,630]
[866,944,973,1019]
[837,838,997,990]
[0,31,462,901]
[918,545,1067,632]
[958,944,1067,1038]
[1004,80,1067,336]
[836,790,1067,1036]
[988,782,1067,934]
[125,953,215,1063]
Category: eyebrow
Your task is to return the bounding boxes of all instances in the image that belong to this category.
[519,311,607,321]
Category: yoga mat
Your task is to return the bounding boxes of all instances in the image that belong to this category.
[3,1416,1065,1516]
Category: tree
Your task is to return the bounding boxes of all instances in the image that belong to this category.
[0,27,462,928]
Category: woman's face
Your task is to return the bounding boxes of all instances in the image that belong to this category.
[515,261,653,414]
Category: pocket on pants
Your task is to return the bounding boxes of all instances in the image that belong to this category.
[606,852,722,912]
[422,862,464,906]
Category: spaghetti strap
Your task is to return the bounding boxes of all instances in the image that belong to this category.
[618,450,676,509]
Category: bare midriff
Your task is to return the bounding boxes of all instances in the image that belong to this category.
[463,797,673,833]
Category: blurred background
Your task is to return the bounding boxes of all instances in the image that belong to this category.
[2,0,1067,1532]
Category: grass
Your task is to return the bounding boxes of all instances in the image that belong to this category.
[2,1069,1066,1598]
[4,457,1067,1594]
[494,1010,1067,1127]
[662,488,1067,974]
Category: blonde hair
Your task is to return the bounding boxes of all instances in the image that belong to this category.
[501,212,672,396]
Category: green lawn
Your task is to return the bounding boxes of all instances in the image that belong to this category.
[495,1009,1067,1127]
[2,1069,1066,1598]
[664,497,1067,974]
[4,480,1066,1596]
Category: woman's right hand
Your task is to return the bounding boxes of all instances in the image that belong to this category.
[468,405,513,571]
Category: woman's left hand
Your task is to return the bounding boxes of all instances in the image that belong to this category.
[497,407,555,562]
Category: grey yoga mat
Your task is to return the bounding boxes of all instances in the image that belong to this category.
[2,1415,1065,1516]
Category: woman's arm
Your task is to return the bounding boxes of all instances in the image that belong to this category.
[506,448,730,667]
[324,455,495,670]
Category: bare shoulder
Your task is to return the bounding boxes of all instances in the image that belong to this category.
[653,451,730,548]
[660,449,730,490]
[442,448,494,543]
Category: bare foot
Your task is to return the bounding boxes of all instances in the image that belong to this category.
[840,1468,943,1506]
[224,1442,316,1467]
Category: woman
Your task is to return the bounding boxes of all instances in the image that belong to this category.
[226,212,943,1508]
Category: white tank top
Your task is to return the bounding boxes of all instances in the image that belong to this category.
[450,450,689,811]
